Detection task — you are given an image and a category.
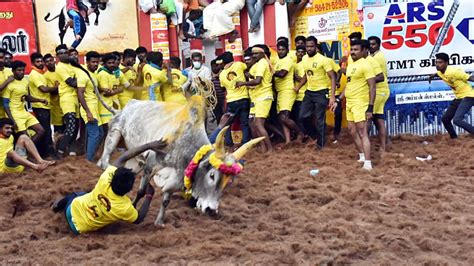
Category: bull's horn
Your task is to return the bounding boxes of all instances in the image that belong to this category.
[232,137,265,160]
[214,126,229,159]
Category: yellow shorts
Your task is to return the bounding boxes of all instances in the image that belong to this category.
[277,89,296,113]
[251,98,273,119]
[374,91,390,115]
[50,95,63,126]
[80,100,102,125]
[13,111,39,132]
[0,162,24,173]
[346,101,369,123]
[0,106,6,118]
[60,96,79,116]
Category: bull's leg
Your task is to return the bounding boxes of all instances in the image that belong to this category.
[155,192,171,227]
[97,127,121,169]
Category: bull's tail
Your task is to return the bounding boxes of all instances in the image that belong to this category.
[44,12,60,22]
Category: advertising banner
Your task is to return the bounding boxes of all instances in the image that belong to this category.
[150,12,170,59]
[0,0,37,71]
[364,0,474,136]
[36,0,139,55]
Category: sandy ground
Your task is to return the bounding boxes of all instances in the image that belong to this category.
[1,133,474,264]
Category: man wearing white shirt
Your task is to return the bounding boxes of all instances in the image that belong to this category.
[182,52,212,95]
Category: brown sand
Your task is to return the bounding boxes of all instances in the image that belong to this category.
[1,134,474,264]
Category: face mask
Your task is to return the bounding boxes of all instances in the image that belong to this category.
[193,61,202,69]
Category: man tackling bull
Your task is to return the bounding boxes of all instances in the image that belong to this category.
[52,139,167,234]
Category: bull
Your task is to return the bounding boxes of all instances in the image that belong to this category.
[96,96,264,226]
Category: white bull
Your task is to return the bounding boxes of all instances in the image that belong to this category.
[96,96,263,226]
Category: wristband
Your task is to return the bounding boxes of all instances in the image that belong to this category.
[336,97,341,103]
[366,104,374,113]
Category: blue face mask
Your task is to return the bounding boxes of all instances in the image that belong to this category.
[193,61,202,69]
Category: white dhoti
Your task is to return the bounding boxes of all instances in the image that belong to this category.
[203,0,245,38]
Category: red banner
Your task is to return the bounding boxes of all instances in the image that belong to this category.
[0,0,37,72]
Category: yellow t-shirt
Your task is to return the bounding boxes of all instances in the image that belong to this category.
[119,65,138,104]
[249,58,273,100]
[77,69,98,103]
[3,78,29,114]
[295,62,307,101]
[437,66,474,99]
[0,135,14,168]
[28,69,50,109]
[270,49,297,67]
[302,53,333,91]
[44,70,63,126]
[161,68,187,104]
[274,55,295,92]
[56,62,79,114]
[345,58,375,102]
[219,62,248,103]
[0,68,14,118]
[143,64,168,101]
[97,69,125,111]
[370,52,390,94]
[70,166,139,233]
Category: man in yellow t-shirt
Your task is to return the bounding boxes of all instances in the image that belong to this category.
[236,45,274,153]
[97,53,132,126]
[333,39,376,170]
[141,52,172,101]
[368,36,390,152]
[0,118,54,173]
[3,61,46,144]
[54,44,80,157]
[43,54,63,135]
[51,139,167,234]
[133,46,148,100]
[292,45,308,141]
[161,57,188,105]
[29,52,58,158]
[294,36,337,150]
[0,49,14,118]
[274,41,300,145]
[119,49,139,108]
[430,52,474,139]
[218,52,250,147]
[77,51,104,162]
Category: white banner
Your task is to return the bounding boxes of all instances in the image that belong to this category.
[364,0,474,77]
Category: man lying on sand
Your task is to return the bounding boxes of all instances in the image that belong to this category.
[0,118,55,173]
[51,139,167,235]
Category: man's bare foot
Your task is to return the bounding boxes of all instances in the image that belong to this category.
[42,160,56,166]
[33,163,48,173]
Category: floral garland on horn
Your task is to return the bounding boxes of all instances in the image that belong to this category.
[183,144,243,199]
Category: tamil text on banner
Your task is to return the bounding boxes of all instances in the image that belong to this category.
[0,0,37,72]
[36,0,139,55]
[150,12,170,60]
[364,0,474,136]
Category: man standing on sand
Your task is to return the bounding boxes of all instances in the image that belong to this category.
[52,139,167,234]
[0,118,54,173]
[429,53,474,138]
[332,39,376,170]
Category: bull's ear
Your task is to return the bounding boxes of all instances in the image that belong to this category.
[232,137,265,160]
[214,126,229,159]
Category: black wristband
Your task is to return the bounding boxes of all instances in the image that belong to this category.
[367,104,374,113]
[336,97,341,103]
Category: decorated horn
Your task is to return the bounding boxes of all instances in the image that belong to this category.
[214,126,229,159]
[232,137,265,160]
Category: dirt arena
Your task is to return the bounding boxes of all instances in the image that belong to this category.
[1,133,474,264]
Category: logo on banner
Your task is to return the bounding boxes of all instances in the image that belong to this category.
[0,29,30,55]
